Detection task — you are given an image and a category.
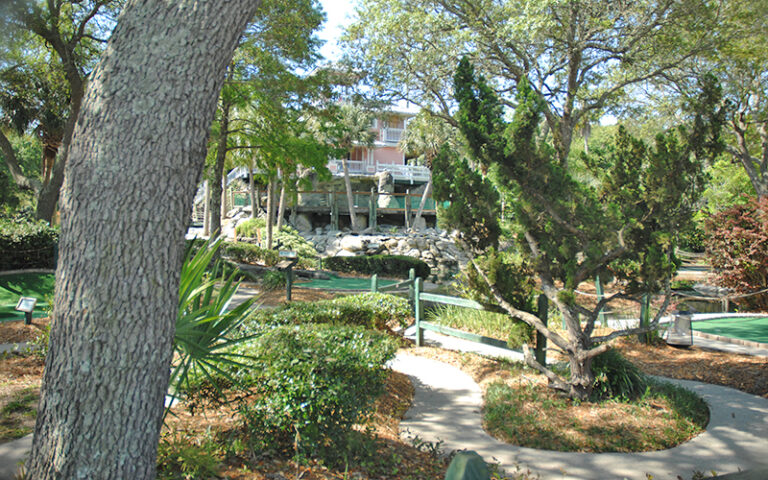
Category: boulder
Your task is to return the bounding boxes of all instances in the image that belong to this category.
[292,213,313,233]
[340,235,366,252]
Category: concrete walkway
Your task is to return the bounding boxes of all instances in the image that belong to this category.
[390,353,768,480]
[0,434,31,479]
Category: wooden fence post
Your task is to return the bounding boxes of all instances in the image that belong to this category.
[535,294,548,367]
[415,277,423,346]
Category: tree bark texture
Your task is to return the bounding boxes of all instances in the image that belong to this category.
[27,1,259,478]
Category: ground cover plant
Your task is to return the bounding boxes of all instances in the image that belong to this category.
[0,386,38,441]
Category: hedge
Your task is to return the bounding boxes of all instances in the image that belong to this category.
[242,292,412,335]
[0,218,59,271]
[322,254,430,279]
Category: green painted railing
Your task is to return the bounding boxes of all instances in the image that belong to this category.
[371,275,548,366]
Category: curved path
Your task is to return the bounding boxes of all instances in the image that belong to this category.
[390,353,768,480]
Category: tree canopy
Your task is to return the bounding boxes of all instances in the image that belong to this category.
[344,0,729,164]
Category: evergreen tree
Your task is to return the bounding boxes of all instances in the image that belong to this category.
[434,58,724,399]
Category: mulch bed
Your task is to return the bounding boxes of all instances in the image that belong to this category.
[616,336,768,398]
[0,318,49,344]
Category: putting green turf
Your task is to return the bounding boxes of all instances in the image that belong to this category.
[0,272,55,322]
[692,316,768,344]
[296,273,396,290]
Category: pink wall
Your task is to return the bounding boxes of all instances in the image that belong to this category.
[372,147,403,165]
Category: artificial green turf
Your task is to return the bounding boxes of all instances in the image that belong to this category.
[0,272,55,322]
[296,273,396,290]
[692,316,768,344]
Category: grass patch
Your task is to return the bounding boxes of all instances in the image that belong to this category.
[0,386,39,442]
[426,304,533,349]
[483,374,708,453]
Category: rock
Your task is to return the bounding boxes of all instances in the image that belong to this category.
[406,248,421,258]
[340,235,366,252]
[315,227,323,235]
[293,213,313,233]
[335,249,357,257]
[412,216,427,231]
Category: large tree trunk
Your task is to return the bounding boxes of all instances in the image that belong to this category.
[341,158,358,231]
[26,1,259,478]
[209,100,231,238]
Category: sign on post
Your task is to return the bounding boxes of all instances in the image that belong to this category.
[277,251,299,301]
[15,297,37,325]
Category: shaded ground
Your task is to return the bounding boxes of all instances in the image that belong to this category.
[0,355,43,443]
[249,286,339,307]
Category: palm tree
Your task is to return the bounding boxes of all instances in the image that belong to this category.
[335,104,376,231]
[398,112,456,230]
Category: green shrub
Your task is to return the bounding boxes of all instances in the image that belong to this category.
[261,270,285,290]
[0,216,58,270]
[157,431,222,480]
[454,249,537,314]
[222,242,279,266]
[322,254,430,279]
[236,324,398,464]
[234,217,265,238]
[590,349,647,401]
[243,292,411,334]
[235,220,318,259]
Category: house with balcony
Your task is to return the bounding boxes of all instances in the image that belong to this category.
[326,111,431,185]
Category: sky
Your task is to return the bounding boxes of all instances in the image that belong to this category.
[317,0,358,61]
